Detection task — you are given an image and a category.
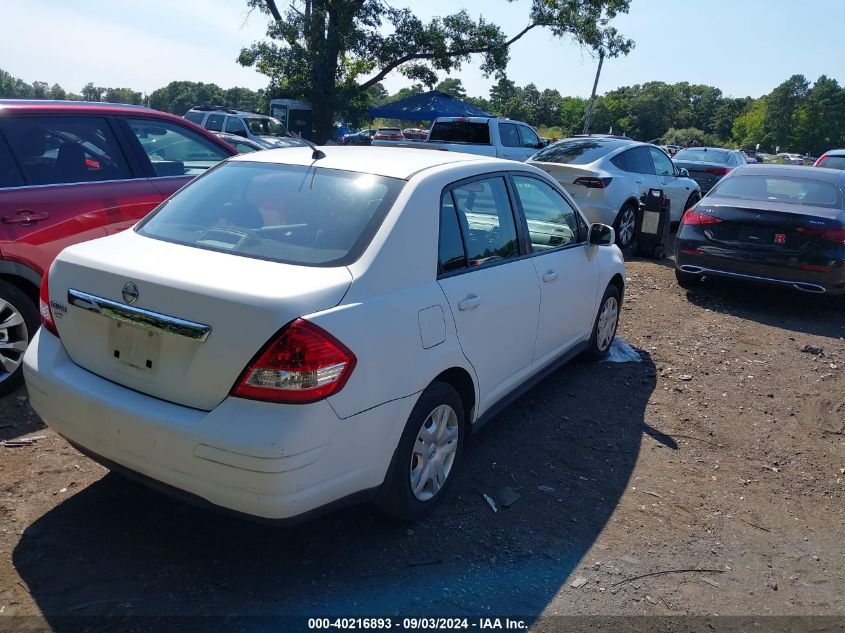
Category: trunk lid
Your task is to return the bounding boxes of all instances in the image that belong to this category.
[49,230,352,410]
[697,197,843,254]
[530,162,598,200]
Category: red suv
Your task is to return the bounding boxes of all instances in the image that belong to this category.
[0,100,237,394]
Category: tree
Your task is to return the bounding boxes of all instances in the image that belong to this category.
[239,0,633,141]
[489,76,519,114]
[435,78,467,99]
[103,87,144,104]
[81,83,104,102]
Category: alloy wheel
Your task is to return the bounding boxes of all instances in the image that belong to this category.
[0,297,29,381]
[617,207,636,247]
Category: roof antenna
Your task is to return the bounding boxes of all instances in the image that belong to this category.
[288,131,325,160]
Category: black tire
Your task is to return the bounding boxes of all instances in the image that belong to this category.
[586,284,621,360]
[0,280,39,397]
[377,381,465,520]
[614,203,637,249]
[675,268,703,289]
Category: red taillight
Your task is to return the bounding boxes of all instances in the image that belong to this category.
[814,153,828,167]
[573,177,612,189]
[799,264,831,273]
[797,226,845,244]
[681,210,723,226]
[232,319,356,404]
[39,270,60,338]
[705,166,731,176]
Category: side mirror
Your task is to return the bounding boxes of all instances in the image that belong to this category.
[678,167,690,178]
[589,223,615,246]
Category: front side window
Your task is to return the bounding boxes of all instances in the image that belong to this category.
[137,161,405,266]
[0,115,130,186]
[225,117,247,135]
[126,118,230,177]
[649,146,675,176]
[450,177,519,266]
[512,176,581,250]
[518,126,541,149]
[244,117,285,137]
[498,123,520,148]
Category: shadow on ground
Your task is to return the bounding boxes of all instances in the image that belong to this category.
[0,385,46,442]
[683,278,845,338]
[15,353,657,630]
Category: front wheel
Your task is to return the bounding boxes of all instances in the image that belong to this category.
[0,280,39,396]
[614,203,637,248]
[377,382,465,520]
[586,284,621,359]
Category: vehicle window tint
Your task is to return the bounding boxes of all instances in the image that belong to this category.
[184,112,205,124]
[532,139,629,164]
[674,148,731,164]
[498,123,520,148]
[438,192,467,274]
[450,177,519,266]
[428,121,491,144]
[649,147,674,176]
[205,114,225,132]
[225,117,247,135]
[233,141,257,154]
[126,118,230,177]
[0,115,130,186]
[0,134,24,188]
[137,162,405,267]
[610,152,627,171]
[512,176,581,250]
[625,146,655,175]
[518,126,540,149]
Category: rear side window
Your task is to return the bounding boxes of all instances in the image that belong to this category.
[0,133,24,188]
[205,114,225,132]
[429,121,491,144]
[438,192,467,274]
[450,177,519,265]
[0,115,131,186]
[532,139,626,165]
[137,162,405,267]
[184,112,205,124]
[126,118,230,177]
[610,152,628,171]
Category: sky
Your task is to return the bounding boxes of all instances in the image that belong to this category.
[3,0,844,101]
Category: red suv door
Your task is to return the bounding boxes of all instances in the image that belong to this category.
[0,114,162,275]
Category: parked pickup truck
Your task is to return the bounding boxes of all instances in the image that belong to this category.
[372,116,545,161]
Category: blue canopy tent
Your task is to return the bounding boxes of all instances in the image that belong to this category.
[368,90,493,121]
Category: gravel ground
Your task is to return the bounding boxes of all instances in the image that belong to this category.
[0,256,843,631]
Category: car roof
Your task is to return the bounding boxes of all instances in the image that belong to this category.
[732,163,845,183]
[825,149,845,156]
[230,146,508,180]
[0,99,192,123]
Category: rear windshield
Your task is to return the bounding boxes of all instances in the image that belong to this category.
[137,161,405,266]
[673,149,730,163]
[531,139,627,164]
[710,174,842,209]
[428,121,490,144]
[819,155,845,170]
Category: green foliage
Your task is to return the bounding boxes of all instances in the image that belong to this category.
[435,78,467,99]
[660,127,724,148]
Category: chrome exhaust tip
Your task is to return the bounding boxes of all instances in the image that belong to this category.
[792,283,826,294]
[679,265,704,274]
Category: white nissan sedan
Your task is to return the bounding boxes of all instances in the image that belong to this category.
[24,146,625,522]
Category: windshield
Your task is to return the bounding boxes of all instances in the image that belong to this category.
[531,139,629,164]
[244,117,285,137]
[710,174,842,209]
[137,161,405,267]
[674,149,731,163]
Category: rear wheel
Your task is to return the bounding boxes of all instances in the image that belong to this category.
[684,192,701,216]
[0,280,38,396]
[587,284,621,359]
[675,268,703,289]
[377,382,465,520]
[614,203,637,248]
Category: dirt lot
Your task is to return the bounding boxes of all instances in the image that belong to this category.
[0,255,843,630]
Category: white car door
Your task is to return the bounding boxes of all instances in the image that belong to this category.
[649,146,694,221]
[510,175,599,365]
[514,125,543,162]
[437,177,541,413]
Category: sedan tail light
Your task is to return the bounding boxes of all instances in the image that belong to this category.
[39,269,60,338]
[681,210,723,226]
[232,319,356,404]
[796,226,845,245]
[705,166,731,176]
[573,177,613,189]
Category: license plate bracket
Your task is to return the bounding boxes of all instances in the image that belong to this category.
[108,321,162,371]
[738,224,774,244]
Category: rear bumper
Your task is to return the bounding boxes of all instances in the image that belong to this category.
[23,329,416,520]
[675,240,845,295]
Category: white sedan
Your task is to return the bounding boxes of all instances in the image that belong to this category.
[529,137,702,247]
[25,147,625,521]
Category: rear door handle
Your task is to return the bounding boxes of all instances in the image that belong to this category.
[457,295,482,311]
[542,270,558,283]
[2,210,50,224]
